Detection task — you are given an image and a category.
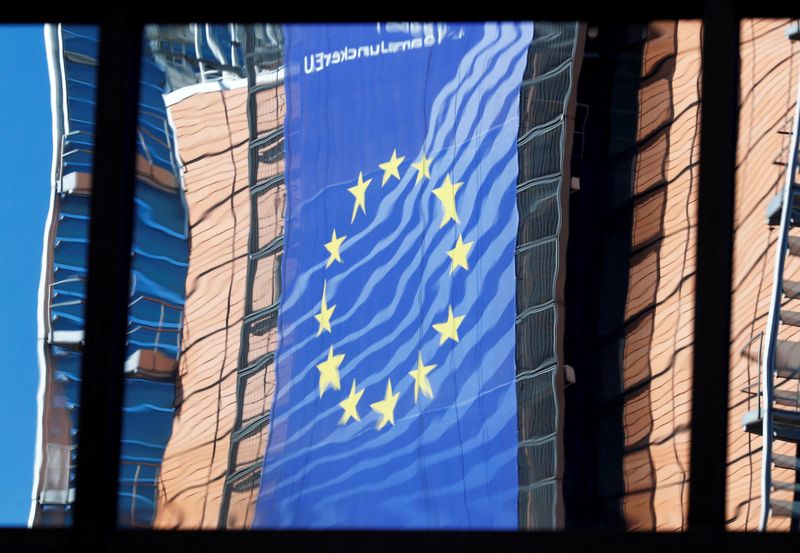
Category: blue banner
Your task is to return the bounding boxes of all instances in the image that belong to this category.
[254,22,533,529]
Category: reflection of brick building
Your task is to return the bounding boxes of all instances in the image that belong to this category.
[727,19,800,531]
[154,76,286,528]
[154,85,253,528]
[149,27,286,528]
[564,20,700,531]
[565,19,800,531]
[615,21,700,530]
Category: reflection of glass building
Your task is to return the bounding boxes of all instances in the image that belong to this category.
[30,21,800,531]
[32,23,189,527]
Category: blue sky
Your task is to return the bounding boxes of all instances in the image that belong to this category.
[0,25,50,526]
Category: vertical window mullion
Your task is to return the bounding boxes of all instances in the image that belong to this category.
[72,16,143,531]
[689,2,739,530]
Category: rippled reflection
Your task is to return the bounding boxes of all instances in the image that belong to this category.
[25,22,730,531]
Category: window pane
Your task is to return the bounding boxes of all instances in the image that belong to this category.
[16,22,706,531]
[115,27,190,528]
[127,24,284,529]
[563,20,700,530]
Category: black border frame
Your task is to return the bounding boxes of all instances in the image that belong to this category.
[3,0,788,549]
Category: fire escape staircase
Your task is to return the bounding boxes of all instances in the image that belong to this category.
[742,23,800,531]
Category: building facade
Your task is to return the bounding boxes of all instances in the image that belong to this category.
[32,20,800,531]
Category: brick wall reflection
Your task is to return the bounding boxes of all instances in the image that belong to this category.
[154,87,253,528]
[620,20,700,530]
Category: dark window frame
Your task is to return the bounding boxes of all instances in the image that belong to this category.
[6,2,796,550]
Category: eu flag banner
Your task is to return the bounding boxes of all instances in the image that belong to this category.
[254,22,533,529]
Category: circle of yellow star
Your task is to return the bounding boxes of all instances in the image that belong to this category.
[379,149,405,186]
[411,153,432,185]
[338,379,365,425]
[432,305,465,345]
[408,352,437,403]
[316,345,344,398]
[370,378,400,431]
[314,280,335,336]
[447,234,473,274]
[432,174,463,228]
[348,171,372,223]
[324,229,346,268]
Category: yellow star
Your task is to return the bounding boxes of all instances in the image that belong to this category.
[324,229,346,268]
[370,378,400,430]
[447,234,473,274]
[316,345,344,398]
[348,171,372,223]
[432,305,465,345]
[338,379,365,425]
[314,280,335,336]
[378,149,405,186]
[411,153,432,185]
[408,352,436,403]
[432,174,463,228]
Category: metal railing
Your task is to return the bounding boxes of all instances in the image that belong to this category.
[57,130,94,190]
[47,275,88,339]
[757,68,800,531]
[740,331,764,419]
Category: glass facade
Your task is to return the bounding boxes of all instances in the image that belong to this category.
[33,24,190,527]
